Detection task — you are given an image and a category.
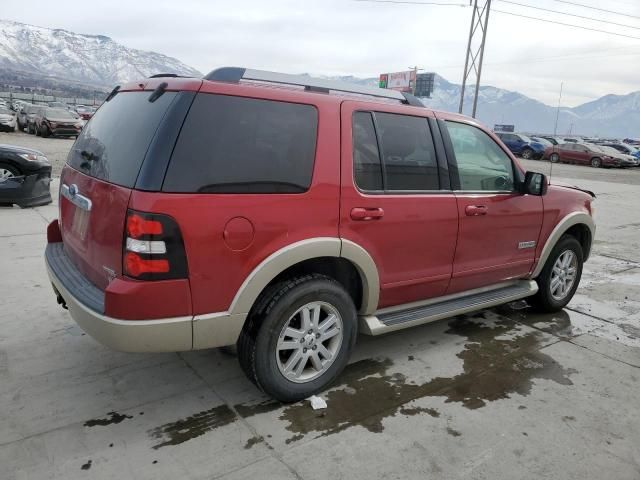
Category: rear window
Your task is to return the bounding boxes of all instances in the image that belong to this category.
[162,93,318,193]
[67,91,177,188]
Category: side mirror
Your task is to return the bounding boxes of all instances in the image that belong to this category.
[523,171,547,196]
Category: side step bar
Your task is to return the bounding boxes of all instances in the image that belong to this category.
[360,280,538,335]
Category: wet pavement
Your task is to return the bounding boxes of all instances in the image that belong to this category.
[1,140,639,479]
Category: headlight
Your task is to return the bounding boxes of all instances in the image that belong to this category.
[18,153,49,164]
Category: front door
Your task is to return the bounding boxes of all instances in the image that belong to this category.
[439,118,544,294]
[339,101,459,309]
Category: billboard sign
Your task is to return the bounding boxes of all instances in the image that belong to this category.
[379,70,416,93]
[494,124,515,133]
[414,73,435,98]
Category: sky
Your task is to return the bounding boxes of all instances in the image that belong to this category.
[2,0,640,107]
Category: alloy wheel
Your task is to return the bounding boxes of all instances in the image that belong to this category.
[550,250,578,300]
[0,168,15,181]
[275,301,343,383]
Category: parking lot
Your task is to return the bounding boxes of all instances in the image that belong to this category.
[1,132,639,479]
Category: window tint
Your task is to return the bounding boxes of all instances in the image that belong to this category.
[446,121,515,191]
[68,91,177,188]
[375,112,439,191]
[163,94,317,193]
[353,112,383,191]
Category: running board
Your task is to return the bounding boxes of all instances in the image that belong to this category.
[360,280,538,336]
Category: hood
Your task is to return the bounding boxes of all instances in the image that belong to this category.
[0,144,45,156]
[550,180,596,198]
[45,116,78,123]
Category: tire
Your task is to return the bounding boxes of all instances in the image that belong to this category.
[237,274,357,402]
[521,148,533,160]
[550,153,560,163]
[35,124,41,136]
[41,125,50,138]
[530,235,583,313]
[0,162,21,181]
[591,157,602,168]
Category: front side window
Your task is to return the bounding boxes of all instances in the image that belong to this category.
[446,121,515,191]
[164,94,318,193]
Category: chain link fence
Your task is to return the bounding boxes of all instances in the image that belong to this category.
[0,91,103,107]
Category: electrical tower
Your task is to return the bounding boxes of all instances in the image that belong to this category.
[458,0,492,118]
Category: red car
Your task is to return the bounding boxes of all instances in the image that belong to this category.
[45,68,596,401]
[546,142,626,168]
[74,105,96,120]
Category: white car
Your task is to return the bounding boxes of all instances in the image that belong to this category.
[0,107,17,132]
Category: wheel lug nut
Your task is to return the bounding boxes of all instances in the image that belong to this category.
[312,345,317,350]
[303,348,307,353]
[308,330,313,334]
[316,333,320,338]
[300,338,304,343]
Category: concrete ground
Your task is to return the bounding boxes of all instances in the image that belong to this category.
[1,133,639,479]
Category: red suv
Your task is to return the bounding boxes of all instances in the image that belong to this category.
[45,68,596,402]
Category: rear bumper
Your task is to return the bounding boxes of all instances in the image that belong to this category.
[45,242,193,352]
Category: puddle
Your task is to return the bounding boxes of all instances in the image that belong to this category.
[240,314,576,441]
[148,404,236,449]
[84,412,132,427]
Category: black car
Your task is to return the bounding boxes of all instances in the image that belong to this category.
[0,144,52,207]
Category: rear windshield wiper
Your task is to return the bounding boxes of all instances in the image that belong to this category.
[105,85,120,102]
[148,82,168,103]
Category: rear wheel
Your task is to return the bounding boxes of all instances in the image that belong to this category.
[521,148,533,160]
[530,235,583,312]
[591,157,602,168]
[550,153,560,163]
[237,274,357,402]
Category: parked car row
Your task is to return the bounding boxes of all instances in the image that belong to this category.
[11,103,86,138]
[494,130,639,168]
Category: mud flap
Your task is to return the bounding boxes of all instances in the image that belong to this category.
[0,173,52,208]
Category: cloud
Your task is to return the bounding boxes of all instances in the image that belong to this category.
[2,0,639,107]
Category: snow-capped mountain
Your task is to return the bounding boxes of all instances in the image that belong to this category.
[308,73,639,138]
[0,18,636,137]
[0,19,201,87]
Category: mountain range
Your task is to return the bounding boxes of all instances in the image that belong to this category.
[0,18,637,138]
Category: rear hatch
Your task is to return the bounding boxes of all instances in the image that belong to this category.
[59,87,186,290]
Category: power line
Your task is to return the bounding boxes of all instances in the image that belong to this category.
[492,9,640,41]
[496,0,640,31]
[351,0,467,5]
[548,0,640,20]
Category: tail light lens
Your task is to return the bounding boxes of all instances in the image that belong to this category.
[123,209,188,280]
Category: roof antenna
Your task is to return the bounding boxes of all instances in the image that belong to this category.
[550,81,563,183]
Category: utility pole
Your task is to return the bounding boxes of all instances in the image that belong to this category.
[458,0,492,118]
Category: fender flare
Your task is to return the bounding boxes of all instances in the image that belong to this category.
[530,212,595,278]
[228,237,380,316]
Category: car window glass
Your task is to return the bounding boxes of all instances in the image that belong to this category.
[445,121,515,191]
[375,112,439,191]
[164,94,318,193]
[352,112,383,191]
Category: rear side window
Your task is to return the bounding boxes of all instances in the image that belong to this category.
[352,111,439,191]
[68,91,177,188]
[163,94,318,193]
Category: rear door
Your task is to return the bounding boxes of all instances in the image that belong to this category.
[340,101,458,309]
[439,118,543,294]
[59,87,185,289]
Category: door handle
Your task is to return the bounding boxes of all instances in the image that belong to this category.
[351,207,384,221]
[465,205,488,216]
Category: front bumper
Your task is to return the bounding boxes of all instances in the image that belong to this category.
[0,172,52,207]
[45,242,193,352]
[51,127,80,136]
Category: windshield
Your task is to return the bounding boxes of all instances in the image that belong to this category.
[45,108,75,119]
[519,135,532,142]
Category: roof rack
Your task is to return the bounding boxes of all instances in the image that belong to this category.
[204,67,424,107]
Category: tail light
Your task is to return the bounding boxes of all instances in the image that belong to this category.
[123,209,188,280]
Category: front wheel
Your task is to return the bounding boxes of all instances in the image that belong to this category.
[530,235,583,312]
[237,274,357,402]
[591,157,602,168]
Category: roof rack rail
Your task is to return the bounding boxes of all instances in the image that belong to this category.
[204,67,424,107]
[149,73,184,78]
